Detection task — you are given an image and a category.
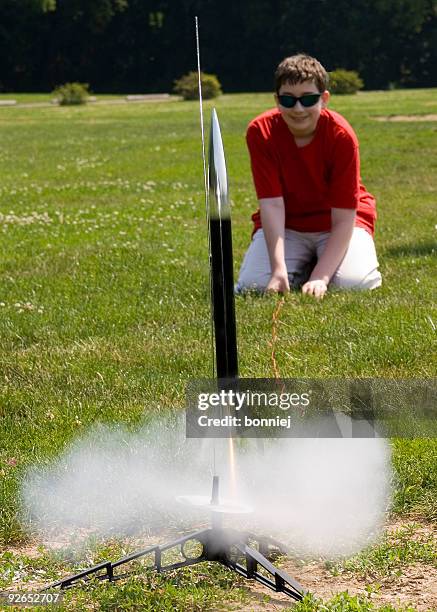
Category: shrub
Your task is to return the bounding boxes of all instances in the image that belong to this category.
[53,82,90,105]
[329,69,364,94]
[173,71,222,100]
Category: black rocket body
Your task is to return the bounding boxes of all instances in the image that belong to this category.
[208,109,238,380]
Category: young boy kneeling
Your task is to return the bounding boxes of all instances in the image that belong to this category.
[236,54,381,300]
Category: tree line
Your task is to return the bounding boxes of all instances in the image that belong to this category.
[0,0,436,93]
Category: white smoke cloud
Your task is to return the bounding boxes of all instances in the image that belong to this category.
[21,416,392,558]
[237,436,392,557]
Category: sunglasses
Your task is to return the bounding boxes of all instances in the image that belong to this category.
[278,93,322,108]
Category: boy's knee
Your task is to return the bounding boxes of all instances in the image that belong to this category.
[331,269,382,290]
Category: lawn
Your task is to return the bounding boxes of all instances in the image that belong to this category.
[0,89,436,610]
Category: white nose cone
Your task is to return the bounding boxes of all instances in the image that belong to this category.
[208,108,230,219]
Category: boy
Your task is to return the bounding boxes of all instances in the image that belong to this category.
[236,54,381,299]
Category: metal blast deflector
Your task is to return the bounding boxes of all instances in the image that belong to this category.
[208,109,238,380]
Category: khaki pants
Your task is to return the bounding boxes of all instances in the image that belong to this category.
[236,227,382,292]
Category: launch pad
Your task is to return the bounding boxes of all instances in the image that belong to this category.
[44,476,305,601]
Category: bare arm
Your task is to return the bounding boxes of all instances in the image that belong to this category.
[260,197,289,292]
[302,207,356,299]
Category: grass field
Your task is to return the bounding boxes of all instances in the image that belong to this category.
[0,89,436,610]
[0,93,125,104]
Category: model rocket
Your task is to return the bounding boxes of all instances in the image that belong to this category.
[208,109,238,380]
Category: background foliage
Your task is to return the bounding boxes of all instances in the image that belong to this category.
[0,0,436,93]
[52,81,90,105]
[173,71,222,100]
[329,69,364,94]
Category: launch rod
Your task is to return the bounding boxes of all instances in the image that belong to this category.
[195,16,217,385]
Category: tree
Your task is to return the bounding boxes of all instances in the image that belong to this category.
[0,0,435,92]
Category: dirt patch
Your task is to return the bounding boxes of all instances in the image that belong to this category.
[237,562,437,611]
[234,520,437,611]
[374,114,437,122]
[284,561,436,611]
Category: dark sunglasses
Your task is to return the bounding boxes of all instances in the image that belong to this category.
[278,93,322,108]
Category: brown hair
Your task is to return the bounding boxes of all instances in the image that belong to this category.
[274,54,329,93]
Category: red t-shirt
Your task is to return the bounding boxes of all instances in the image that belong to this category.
[247,108,376,236]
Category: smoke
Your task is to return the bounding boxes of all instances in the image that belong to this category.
[21,415,392,558]
[21,416,212,543]
[237,436,392,557]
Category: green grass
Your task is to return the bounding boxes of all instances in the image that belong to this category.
[0,546,249,611]
[0,93,54,103]
[0,93,127,104]
[328,522,436,578]
[289,591,418,612]
[0,89,436,609]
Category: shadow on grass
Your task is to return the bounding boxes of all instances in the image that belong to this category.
[383,241,436,258]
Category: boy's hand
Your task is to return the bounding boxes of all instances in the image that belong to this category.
[259,198,288,294]
[267,271,290,293]
[302,279,328,300]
